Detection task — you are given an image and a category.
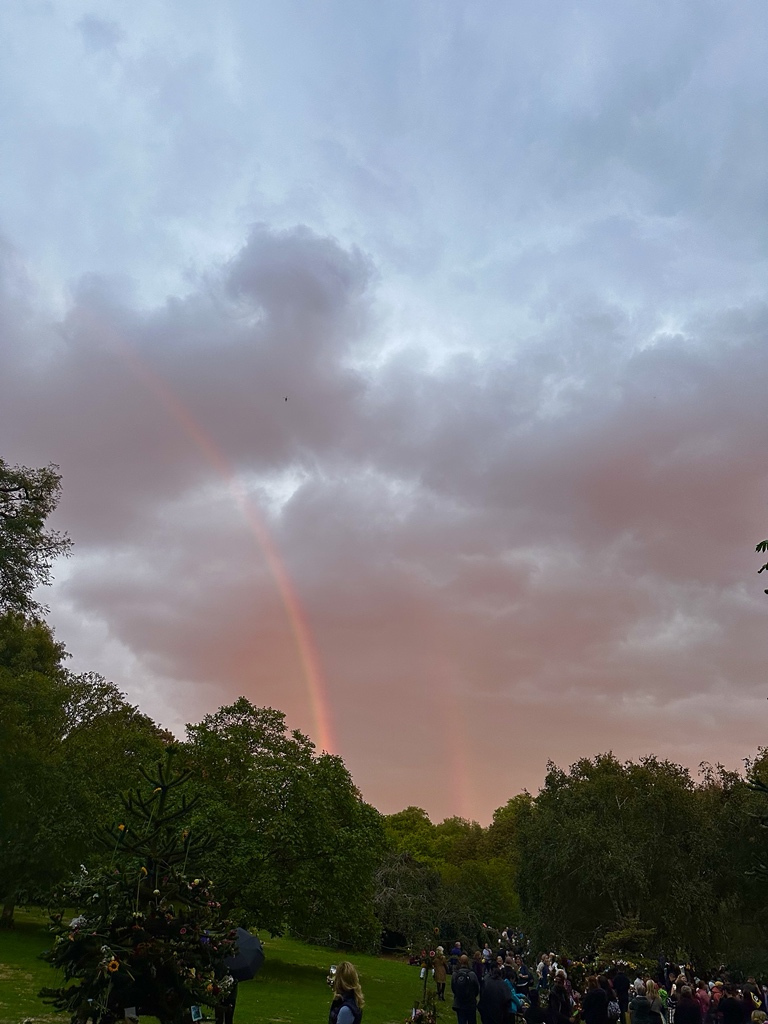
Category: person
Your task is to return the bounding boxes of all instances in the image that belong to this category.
[646,980,666,1024]
[718,986,746,1024]
[434,947,448,1002]
[694,983,710,1020]
[452,954,481,1024]
[526,990,549,1024]
[214,978,237,1024]
[582,976,609,1024]
[539,956,552,992]
[599,976,620,1024]
[549,971,573,1024]
[710,984,723,1016]
[504,966,527,1017]
[673,987,701,1024]
[450,942,463,975]
[473,951,485,985]
[743,981,761,1011]
[612,969,631,1024]
[629,981,654,1024]
[479,966,513,1024]
[329,962,364,1024]
[516,957,533,997]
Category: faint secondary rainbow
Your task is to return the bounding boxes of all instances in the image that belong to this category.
[91,313,336,754]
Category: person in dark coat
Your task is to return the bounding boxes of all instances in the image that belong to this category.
[718,987,748,1024]
[582,977,609,1024]
[452,954,481,1024]
[612,970,631,1022]
[516,958,532,996]
[479,967,512,1024]
[674,987,702,1024]
[549,972,573,1024]
[525,990,549,1024]
[450,943,463,974]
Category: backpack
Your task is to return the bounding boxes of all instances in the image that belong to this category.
[454,969,475,1001]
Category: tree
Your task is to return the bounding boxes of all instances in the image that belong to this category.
[374,851,443,950]
[514,754,720,961]
[0,610,72,924]
[381,807,520,950]
[0,612,171,926]
[40,750,237,1024]
[0,458,71,615]
[185,699,386,949]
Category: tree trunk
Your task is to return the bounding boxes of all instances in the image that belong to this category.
[0,900,15,928]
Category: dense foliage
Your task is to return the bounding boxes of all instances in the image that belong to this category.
[185,699,386,949]
[0,458,71,616]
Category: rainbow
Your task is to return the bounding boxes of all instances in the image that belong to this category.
[88,312,336,754]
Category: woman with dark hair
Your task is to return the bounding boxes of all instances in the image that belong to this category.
[598,976,620,1024]
[503,967,526,1018]
[582,977,609,1024]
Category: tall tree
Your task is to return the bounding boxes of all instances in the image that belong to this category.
[514,753,719,960]
[185,699,385,949]
[0,458,71,615]
[0,612,170,925]
[0,611,71,924]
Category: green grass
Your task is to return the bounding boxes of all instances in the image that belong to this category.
[0,910,433,1024]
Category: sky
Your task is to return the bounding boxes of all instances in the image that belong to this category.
[2,0,768,824]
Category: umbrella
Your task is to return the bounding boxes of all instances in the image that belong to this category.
[224,928,265,982]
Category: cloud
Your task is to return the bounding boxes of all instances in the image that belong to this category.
[3,1,768,821]
[2,218,768,823]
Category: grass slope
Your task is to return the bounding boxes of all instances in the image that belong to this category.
[0,910,432,1024]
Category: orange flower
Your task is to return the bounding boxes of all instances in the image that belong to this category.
[107,960,120,973]
[117,824,126,831]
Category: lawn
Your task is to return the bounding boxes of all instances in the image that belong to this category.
[0,909,433,1024]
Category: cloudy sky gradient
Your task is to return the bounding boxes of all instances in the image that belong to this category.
[2,0,768,822]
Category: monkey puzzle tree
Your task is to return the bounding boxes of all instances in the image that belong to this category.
[40,750,237,1024]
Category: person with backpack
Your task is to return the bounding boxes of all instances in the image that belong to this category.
[452,954,481,1024]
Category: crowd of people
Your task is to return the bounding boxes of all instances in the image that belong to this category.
[425,940,768,1024]
[326,941,768,1024]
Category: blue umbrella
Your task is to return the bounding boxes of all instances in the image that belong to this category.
[224,928,265,982]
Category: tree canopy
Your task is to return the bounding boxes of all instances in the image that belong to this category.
[0,459,71,615]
